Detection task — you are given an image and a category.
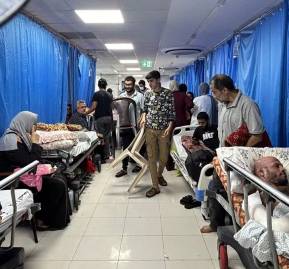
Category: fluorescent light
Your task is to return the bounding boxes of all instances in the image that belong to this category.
[119,59,138,64]
[133,75,143,77]
[126,67,141,71]
[105,43,134,50]
[75,10,124,23]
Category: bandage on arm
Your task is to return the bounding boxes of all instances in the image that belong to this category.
[247,191,289,233]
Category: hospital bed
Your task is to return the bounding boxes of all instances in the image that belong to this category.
[208,147,289,269]
[0,161,40,248]
[170,125,199,189]
[170,124,214,219]
[40,131,101,209]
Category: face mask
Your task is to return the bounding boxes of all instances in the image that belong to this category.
[139,86,144,90]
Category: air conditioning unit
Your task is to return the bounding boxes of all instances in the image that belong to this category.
[162,47,202,56]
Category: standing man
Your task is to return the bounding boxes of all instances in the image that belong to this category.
[200,74,266,233]
[192,82,218,126]
[115,76,144,177]
[140,70,176,198]
[86,78,113,162]
[210,74,265,147]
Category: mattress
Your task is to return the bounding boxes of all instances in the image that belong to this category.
[0,189,34,232]
[68,131,98,157]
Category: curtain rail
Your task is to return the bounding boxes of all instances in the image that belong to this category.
[20,10,96,61]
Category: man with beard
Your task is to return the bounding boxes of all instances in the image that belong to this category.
[200,74,267,233]
[115,76,144,177]
[210,74,265,147]
[234,156,289,262]
[192,112,219,151]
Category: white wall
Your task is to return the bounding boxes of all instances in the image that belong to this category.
[95,74,122,96]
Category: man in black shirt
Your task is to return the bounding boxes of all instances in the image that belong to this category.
[86,78,113,161]
[193,112,219,151]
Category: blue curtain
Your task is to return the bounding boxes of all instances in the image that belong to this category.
[174,59,205,97]
[0,15,69,133]
[237,7,286,146]
[205,39,237,82]
[68,48,96,111]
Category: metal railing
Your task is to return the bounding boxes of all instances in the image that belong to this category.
[0,160,39,248]
[224,157,289,269]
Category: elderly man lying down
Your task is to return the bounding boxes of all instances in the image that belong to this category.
[234,156,289,263]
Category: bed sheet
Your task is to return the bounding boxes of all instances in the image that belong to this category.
[0,189,34,228]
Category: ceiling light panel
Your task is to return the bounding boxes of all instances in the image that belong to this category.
[106,43,134,50]
[126,67,141,71]
[75,10,124,23]
[119,59,138,64]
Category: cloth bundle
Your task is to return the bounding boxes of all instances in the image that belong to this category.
[36,130,78,150]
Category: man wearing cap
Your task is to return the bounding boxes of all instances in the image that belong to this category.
[139,70,176,198]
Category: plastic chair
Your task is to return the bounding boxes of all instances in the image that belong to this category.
[112,97,137,149]
[111,127,147,192]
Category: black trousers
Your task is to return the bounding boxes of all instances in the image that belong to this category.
[121,129,135,170]
[208,171,227,230]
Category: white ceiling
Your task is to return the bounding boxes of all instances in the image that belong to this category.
[24,0,282,76]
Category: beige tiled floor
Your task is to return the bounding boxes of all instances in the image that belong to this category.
[9,163,245,268]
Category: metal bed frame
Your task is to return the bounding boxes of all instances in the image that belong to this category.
[0,161,39,248]
[222,157,289,269]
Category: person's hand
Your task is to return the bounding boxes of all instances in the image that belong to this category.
[31,131,40,144]
[162,126,172,137]
[139,116,146,128]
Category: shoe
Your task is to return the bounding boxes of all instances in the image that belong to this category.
[115,170,127,177]
[180,195,194,205]
[200,225,216,233]
[146,187,160,198]
[132,166,141,173]
[158,176,168,186]
[184,200,201,209]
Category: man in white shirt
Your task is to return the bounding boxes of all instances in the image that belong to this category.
[193,82,217,125]
[115,76,144,177]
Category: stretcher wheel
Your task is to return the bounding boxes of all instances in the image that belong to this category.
[218,243,228,269]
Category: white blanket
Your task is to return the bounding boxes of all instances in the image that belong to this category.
[0,189,34,224]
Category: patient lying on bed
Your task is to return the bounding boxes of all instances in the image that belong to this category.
[234,156,289,262]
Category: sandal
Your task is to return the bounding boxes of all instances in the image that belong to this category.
[146,187,160,198]
[158,176,167,186]
[132,166,142,173]
[184,200,201,209]
[115,169,127,177]
[180,195,194,205]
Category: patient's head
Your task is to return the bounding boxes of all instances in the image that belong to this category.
[254,156,288,193]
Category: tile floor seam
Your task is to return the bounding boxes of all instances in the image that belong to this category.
[117,191,129,264]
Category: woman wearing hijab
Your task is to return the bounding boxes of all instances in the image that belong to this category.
[0,111,70,230]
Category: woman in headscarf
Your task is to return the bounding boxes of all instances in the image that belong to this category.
[0,111,70,230]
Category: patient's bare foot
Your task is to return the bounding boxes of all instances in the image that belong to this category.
[200,225,216,233]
